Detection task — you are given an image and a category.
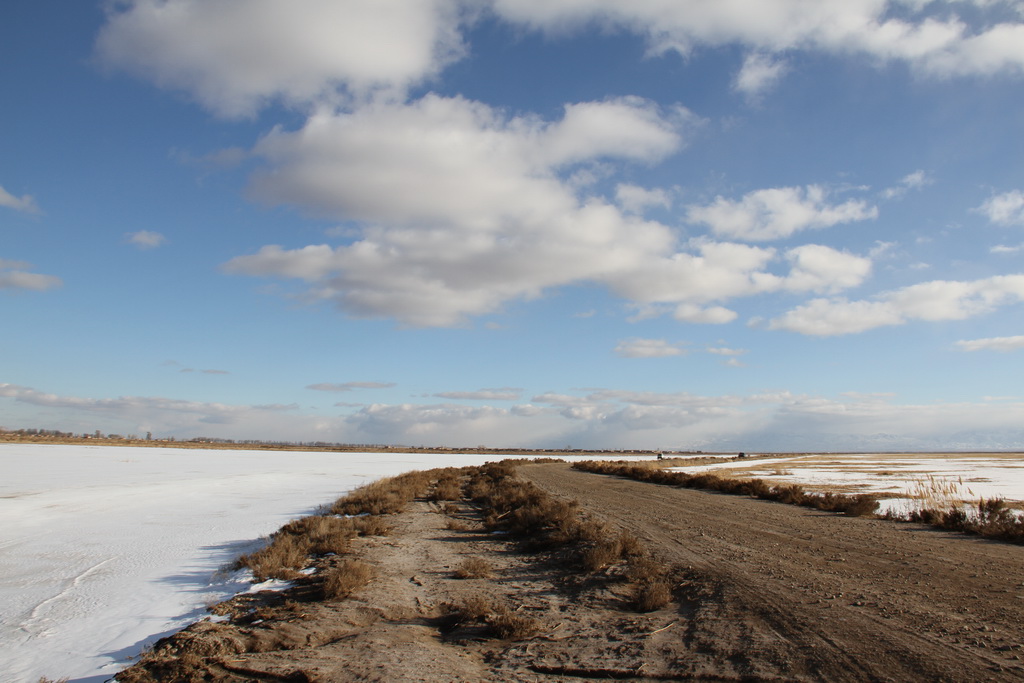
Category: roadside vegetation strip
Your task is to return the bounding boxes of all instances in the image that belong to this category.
[573,459,879,517]
[463,460,687,612]
[884,496,1024,543]
[573,459,1024,544]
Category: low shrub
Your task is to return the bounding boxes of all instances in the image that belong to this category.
[489,612,542,640]
[331,470,434,516]
[431,478,462,501]
[453,557,493,579]
[445,518,472,532]
[630,580,672,612]
[323,559,373,599]
[580,537,624,572]
[235,533,308,582]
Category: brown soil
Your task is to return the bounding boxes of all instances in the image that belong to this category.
[117,462,1024,682]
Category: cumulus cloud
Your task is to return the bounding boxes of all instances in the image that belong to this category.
[733,52,788,99]
[0,184,40,214]
[769,274,1024,335]
[782,244,873,293]
[609,242,871,322]
[976,190,1024,226]
[614,338,687,358]
[955,335,1024,352]
[96,1,1024,123]
[225,95,705,326]
[0,259,62,291]
[685,185,878,241]
[95,0,466,117]
[126,230,167,249]
[223,95,873,329]
[489,0,1024,79]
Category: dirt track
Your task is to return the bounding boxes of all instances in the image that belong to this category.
[521,462,1024,681]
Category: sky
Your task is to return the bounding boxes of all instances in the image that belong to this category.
[2,0,1024,452]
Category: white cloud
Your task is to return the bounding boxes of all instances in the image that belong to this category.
[434,388,523,400]
[955,335,1024,352]
[685,185,878,241]
[610,241,871,314]
[307,382,395,392]
[782,244,872,293]
[489,1,1024,79]
[992,243,1024,254]
[225,95,704,326]
[126,230,167,249]
[769,274,1024,335]
[615,184,672,214]
[706,346,747,356]
[673,304,739,324]
[614,338,687,358]
[976,190,1024,225]
[0,259,61,291]
[733,52,788,99]
[881,169,932,199]
[0,184,39,214]
[5,381,1024,450]
[95,0,466,117]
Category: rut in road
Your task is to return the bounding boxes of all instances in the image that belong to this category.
[519,462,1024,682]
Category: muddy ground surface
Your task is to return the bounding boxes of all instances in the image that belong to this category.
[119,462,1024,682]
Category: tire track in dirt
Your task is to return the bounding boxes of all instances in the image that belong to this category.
[520,462,1024,682]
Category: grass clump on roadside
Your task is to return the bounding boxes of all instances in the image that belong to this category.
[439,595,542,641]
[331,470,436,516]
[453,556,493,579]
[624,555,674,612]
[323,559,374,599]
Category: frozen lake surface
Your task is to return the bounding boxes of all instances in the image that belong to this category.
[0,444,567,682]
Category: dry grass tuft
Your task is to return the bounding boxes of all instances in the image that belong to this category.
[445,518,473,532]
[323,559,374,599]
[440,595,541,640]
[489,611,542,640]
[630,579,673,612]
[453,557,493,579]
[580,538,623,572]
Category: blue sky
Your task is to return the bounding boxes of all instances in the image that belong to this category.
[3,0,1024,451]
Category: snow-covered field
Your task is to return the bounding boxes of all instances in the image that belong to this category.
[0,444,590,683]
[5,446,1023,682]
[671,452,1024,513]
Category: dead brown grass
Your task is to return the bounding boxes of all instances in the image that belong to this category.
[630,579,673,612]
[489,611,542,640]
[323,559,374,599]
[440,595,541,640]
[453,556,494,579]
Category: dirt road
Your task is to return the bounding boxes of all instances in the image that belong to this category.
[520,462,1024,681]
